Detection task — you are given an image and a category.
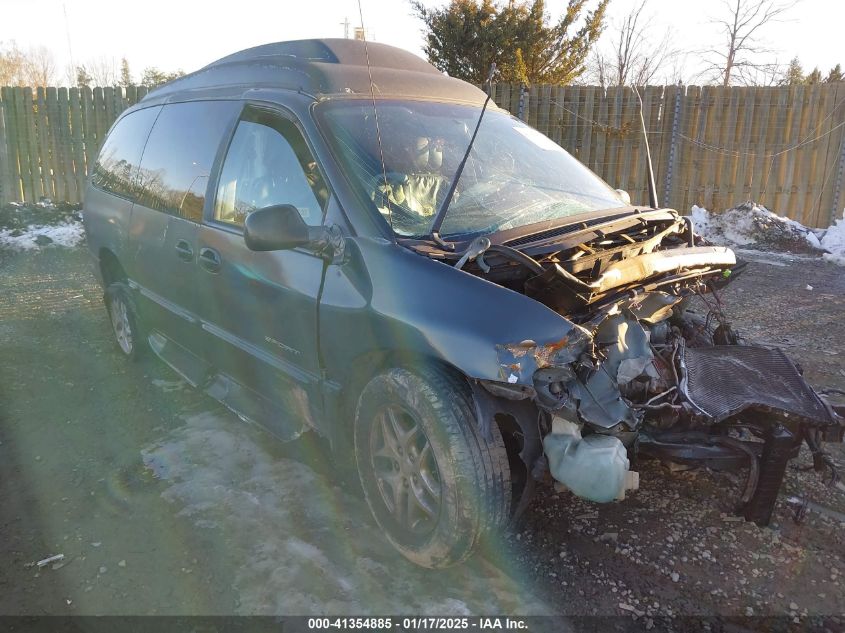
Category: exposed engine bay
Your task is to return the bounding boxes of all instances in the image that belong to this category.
[411,208,844,524]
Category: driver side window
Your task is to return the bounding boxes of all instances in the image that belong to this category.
[214,110,328,227]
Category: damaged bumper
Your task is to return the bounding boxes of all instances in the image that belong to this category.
[492,276,844,525]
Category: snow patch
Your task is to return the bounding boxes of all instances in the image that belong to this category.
[0,220,85,250]
[142,411,549,616]
[819,214,845,266]
[688,203,845,266]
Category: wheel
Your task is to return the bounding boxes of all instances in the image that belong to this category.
[104,282,144,361]
[353,366,511,568]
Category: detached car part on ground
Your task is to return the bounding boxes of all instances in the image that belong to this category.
[84,39,844,570]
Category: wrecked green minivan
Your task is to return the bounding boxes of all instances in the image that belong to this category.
[84,39,843,568]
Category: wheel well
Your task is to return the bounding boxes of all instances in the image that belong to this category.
[99,249,127,287]
[334,349,539,517]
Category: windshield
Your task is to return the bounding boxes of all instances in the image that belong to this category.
[316,99,627,238]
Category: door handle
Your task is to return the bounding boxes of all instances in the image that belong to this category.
[199,247,221,273]
[175,239,193,262]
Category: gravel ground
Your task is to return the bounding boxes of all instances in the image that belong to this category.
[0,240,843,631]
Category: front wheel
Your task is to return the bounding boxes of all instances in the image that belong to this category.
[104,282,144,361]
[354,366,511,568]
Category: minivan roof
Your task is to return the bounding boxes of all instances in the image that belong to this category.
[141,39,489,105]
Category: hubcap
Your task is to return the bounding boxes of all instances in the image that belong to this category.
[110,296,133,355]
[370,406,441,535]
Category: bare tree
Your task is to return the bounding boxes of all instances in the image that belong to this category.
[0,42,58,86]
[590,0,679,87]
[704,0,797,86]
[81,56,118,86]
[22,45,57,86]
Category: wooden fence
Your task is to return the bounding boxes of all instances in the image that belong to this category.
[1,83,844,227]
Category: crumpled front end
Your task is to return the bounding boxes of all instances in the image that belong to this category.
[481,210,844,524]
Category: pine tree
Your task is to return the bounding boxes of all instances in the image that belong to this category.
[805,67,822,84]
[412,0,608,85]
[826,63,843,83]
[76,65,92,87]
[119,57,132,86]
[783,57,804,85]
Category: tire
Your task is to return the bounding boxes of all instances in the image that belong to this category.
[353,365,511,568]
[104,282,144,361]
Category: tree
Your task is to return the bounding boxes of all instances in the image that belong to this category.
[783,56,803,85]
[703,0,797,86]
[76,65,93,86]
[826,63,843,83]
[119,57,132,86]
[140,67,185,88]
[411,0,608,85]
[0,41,57,86]
[591,0,678,87]
[804,66,822,84]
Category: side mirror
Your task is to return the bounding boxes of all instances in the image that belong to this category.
[615,189,631,205]
[244,204,311,251]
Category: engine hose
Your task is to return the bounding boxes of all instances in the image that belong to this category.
[712,436,760,508]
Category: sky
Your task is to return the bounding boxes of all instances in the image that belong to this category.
[1,0,843,84]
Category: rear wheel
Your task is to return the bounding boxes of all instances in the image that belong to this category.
[354,366,511,568]
[104,282,144,361]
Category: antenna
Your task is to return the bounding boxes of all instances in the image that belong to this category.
[63,3,76,81]
[340,16,350,39]
[357,0,394,237]
[633,86,659,209]
[428,63,497,248]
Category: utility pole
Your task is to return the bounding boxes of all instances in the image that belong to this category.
[340,17,350,39]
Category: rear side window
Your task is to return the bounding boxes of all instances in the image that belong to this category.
[91,106,161,200]
[136,101,239,222]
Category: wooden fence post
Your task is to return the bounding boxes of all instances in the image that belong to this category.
[663,84,683,209]
[832,137,845,224]
[0,91,13,203]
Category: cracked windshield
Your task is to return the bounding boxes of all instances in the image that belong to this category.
[317,100,626,238]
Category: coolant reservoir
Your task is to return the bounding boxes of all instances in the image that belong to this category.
[543,418,638,503]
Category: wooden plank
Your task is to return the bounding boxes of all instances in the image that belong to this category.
[608,86,624,190]
[565,86,580,159]
[801,84,834,226]
[748,87,775,203]
[0,90,17,203]
[57,88,77,203]
[656,85,676,207]
[2,88,23,201]
[799,84,827,226]
[537,84,552,138]
[675,86,700,213]
[593,87,609,179]
[733,87,757,205]
[778,85,803,217]
[527,84,538,128]
[794,84,819,219]
[93,87,106,154]
[812,83,845,227]
[580,86,596,169]
[80,86,95,174]
[767,86,796,215]
[34,87,54,199]
[619,86,637,199]
[69,87,87,194]
[699,86,722,210]
[715,87,741,211]
[13,88,38,202]
[103,86,116,139]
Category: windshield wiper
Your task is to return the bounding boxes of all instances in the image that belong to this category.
[427,63,497,249]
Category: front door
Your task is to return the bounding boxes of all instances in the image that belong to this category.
[196,106,331,439]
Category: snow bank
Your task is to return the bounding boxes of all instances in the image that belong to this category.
[688,202,845,266]
[819,215,845,266]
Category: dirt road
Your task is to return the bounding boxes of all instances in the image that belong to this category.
[1,245,843,629]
